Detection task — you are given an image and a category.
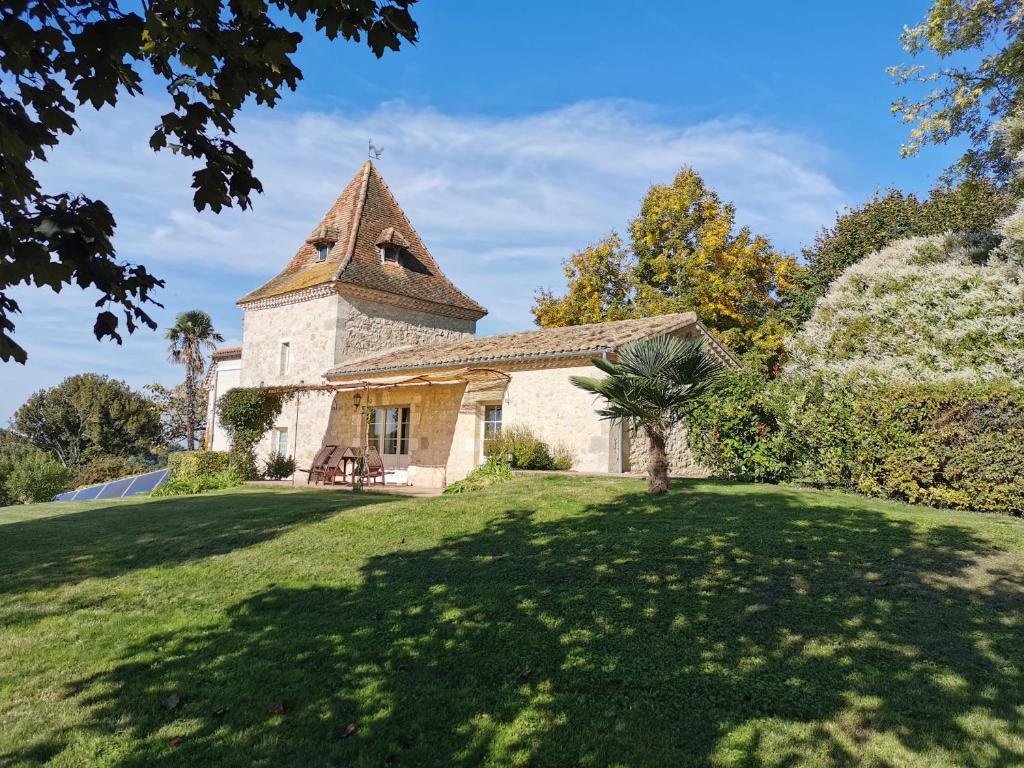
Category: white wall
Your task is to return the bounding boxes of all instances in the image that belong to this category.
[205,357,241,452]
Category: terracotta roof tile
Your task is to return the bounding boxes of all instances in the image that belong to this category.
[237,161,487,318]
[326,312,706,377]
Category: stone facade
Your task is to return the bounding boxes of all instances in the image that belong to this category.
[501,360,622,474]
[210,286,480,469]
[239,291,340,389]
[336,291,475,361]
[204,353,240,450]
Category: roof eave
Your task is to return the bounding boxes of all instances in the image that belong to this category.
[325,347,616,380]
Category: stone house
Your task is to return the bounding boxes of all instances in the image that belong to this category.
[205,161,736,487]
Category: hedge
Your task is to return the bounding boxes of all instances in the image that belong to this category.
[688,372,1024,515]
[785,380,1024,515]
[168,451,231,480]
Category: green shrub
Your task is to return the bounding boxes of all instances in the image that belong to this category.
[168,450,230,480]
[485,425,555,470]
[150,470,242,498]
[217,388,285,479]
[783,377,1024,515]
[75,454,149,486]
[552,443,575,471]
[3,450,73,504]
[443,456,514,494]
[263,453,296,480]
[686,366,793,483]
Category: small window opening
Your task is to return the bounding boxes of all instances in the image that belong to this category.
[279,341,291,375]
[380,245,400,265]
[316,244,330,262]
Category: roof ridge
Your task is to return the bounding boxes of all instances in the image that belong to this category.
[333,160,373,280]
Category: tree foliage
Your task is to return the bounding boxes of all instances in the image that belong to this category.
[146,381,209,448]
[783,180,1011,326]
[890,0,1024,181]
[165,310,222,450]
[572,335,725,493]
[533,234,634,328]
[0,0,418,364]
[11,373,162,468]
[534,167,801,363]
[216,387,285,479]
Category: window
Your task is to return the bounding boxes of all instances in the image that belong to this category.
[367,407,411,455]
[482,404,502,457]
[279,341,291,375]
[316,243,330,262]
[483,404,502,439]
[272,427,289,457]
[380,245,400,265]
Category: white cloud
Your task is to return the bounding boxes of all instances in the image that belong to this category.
[3,99,846,420]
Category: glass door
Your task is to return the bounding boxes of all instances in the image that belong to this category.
[367,406,411,470]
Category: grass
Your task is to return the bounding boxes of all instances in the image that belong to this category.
[0,477,1022,767]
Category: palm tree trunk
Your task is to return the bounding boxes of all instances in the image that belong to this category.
[184,361,197,451]
[644,424,670,494]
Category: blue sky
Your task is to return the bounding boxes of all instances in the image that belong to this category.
[3,1,958,421]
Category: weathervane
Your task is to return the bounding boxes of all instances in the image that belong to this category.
[368,139,384,160]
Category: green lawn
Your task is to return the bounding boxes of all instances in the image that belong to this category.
[1,478,1022,767]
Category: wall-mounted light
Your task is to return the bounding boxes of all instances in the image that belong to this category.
[353,391,362,409]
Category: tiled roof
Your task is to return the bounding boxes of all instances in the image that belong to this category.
[237,161,487,318]
[211,346,242,359]
[326,312,704,377]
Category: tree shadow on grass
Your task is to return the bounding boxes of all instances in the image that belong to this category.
[11,482,1024,767]
[0,489,397,596]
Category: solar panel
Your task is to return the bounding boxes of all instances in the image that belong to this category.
[95,476,135,499]
[52,467,170,502]
[72,484,103,501]
[129,469,169,494]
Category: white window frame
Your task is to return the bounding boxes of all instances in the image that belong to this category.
[279,341,291,376]
[380,245,400,265]
[316,243,330,262]
[272,427,290,457]
[481,403,502,461]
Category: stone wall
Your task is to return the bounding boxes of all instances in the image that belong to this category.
[240,292,341,388]
[238,287,479,471]
[336,292,476,362]
[316,384,467,488]
[626,422,709,478]
[502,361,619,474]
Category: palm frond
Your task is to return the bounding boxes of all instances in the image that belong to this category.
[572,334,726,427]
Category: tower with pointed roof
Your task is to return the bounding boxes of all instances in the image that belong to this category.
[235,161,487,390]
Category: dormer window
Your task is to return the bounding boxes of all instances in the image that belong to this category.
[380,245,400,265]
[316,244,330,262]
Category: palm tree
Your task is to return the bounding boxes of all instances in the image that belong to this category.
[166,310,224,451]
[571,335,725,494]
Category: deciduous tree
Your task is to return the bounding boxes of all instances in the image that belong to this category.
[532,234,634,328]
[533,167,801,365]
[890,0,1024,181]
[0,0,418,364]
[146,382,209,448]
[11,373,162,467]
